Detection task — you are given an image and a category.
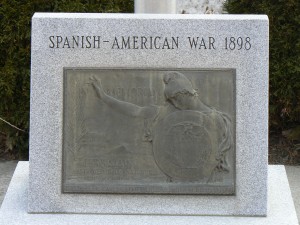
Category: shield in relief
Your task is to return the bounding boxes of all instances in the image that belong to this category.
[153,110,218,181]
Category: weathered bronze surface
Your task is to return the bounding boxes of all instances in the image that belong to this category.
[62,69,235,194]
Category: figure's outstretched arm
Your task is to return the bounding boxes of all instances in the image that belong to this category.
[90,76,157,118]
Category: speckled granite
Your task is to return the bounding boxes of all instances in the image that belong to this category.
[29,13,269,215]
[1,163,298,225]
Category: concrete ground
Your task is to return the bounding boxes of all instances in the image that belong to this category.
[0,161,18,204]
[286,166,300,223]
[0,161,299,223]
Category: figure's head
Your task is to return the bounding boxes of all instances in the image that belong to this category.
[163,71,198,109]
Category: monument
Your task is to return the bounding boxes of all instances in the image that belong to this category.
[0,12,298,225]
[28,13,268,215]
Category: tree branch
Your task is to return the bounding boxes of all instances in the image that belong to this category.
[0,117,26,132]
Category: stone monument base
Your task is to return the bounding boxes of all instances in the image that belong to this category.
[0,162,298,225]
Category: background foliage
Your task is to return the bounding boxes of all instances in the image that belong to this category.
[1,0,299,159]
[0,0,134,159]
[224,0,300,130]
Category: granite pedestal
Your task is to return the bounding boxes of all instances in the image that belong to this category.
[0,162,298,225]
[30,13,269,216]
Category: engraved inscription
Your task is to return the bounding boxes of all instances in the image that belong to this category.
[63,69,235,194]
[49,35,252,50]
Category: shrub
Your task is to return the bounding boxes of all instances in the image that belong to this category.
[224,0,300,130]
[0,0,134,159]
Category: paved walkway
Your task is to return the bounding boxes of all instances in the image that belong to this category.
[286,166,300,223]
[0,161,18,204]
[0,161,299,223]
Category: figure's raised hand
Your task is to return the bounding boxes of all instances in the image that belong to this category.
[90,76,102,88]
[90,76,105,99]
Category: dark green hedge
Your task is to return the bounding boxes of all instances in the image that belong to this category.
[1,0,299,158]
[0,0,134,159]
[224,0,300,130]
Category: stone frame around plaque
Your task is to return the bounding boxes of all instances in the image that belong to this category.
[29,13,268,216]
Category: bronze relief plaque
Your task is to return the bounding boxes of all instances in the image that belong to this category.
[62,69,235,194]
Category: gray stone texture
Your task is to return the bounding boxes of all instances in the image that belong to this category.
[0,163,298,225]
[0,161,17,206]
[286,166,300,223]
[29,13,268,215]
[135,0,177,13]
[135,0,225,14]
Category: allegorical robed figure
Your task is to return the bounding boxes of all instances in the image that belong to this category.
[91,71,233,182]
